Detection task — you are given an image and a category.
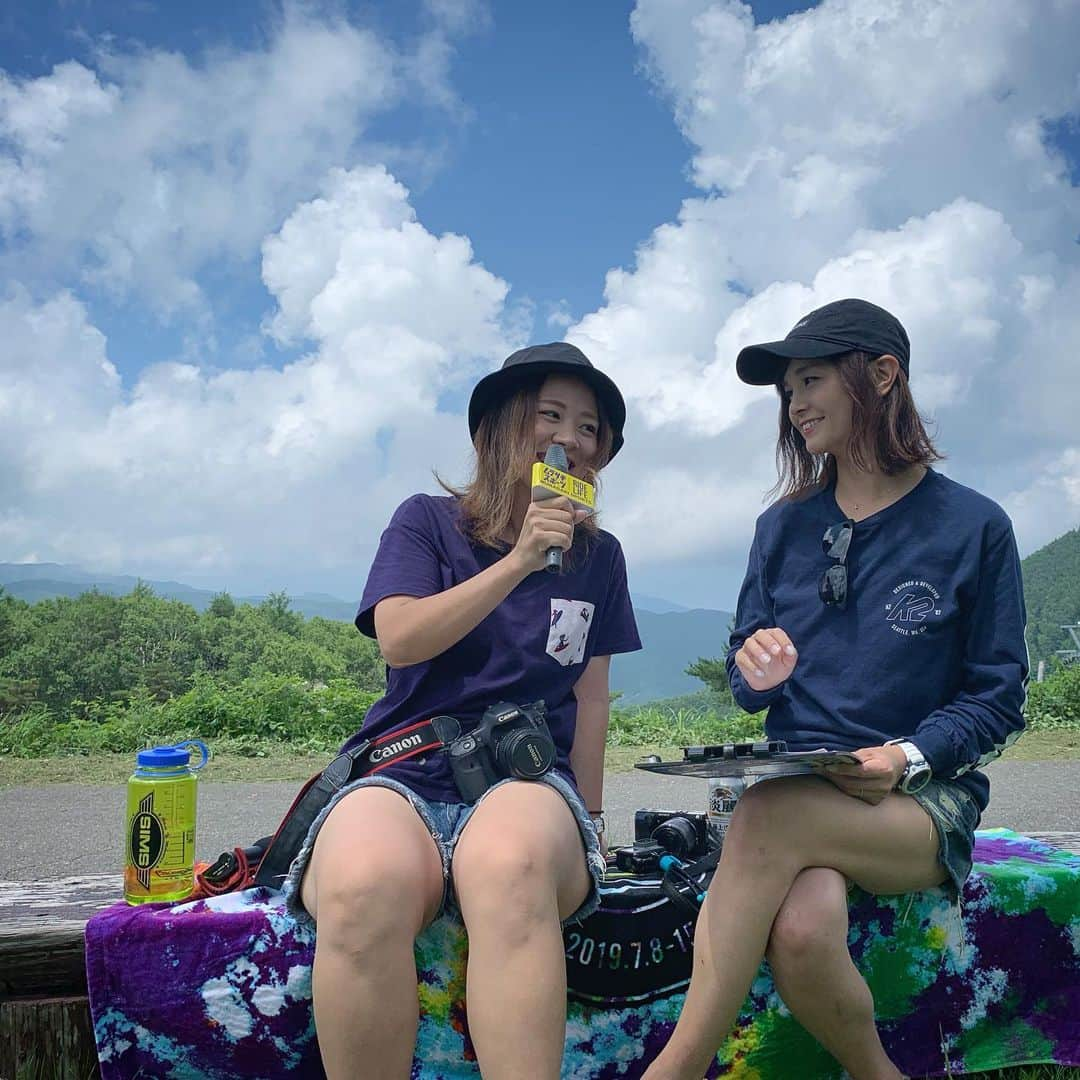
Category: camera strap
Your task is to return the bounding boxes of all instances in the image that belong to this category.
[252,716,460,890]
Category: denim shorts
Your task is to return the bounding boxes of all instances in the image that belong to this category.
[909,777,981,897]
[281,769,605,928]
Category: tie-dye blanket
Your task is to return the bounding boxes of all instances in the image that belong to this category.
[85,829,1080,1079]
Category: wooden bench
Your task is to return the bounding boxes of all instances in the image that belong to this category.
[4,832,1079,1080]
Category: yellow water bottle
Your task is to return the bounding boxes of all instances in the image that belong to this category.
[124,739,210,904]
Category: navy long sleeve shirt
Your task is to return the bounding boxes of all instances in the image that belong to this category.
[726,468,1028,814]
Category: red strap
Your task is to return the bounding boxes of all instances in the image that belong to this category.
[191,846,255,898]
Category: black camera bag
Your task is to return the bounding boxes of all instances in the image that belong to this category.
[563,848,721,1006]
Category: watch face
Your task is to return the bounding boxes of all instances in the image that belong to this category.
[901,765,932,794]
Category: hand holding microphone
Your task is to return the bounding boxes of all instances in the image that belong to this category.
[511,445,594,575]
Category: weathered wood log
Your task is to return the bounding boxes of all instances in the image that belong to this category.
[0,877,118,1079]
[0,876,121,999]
[0,995,101,1080]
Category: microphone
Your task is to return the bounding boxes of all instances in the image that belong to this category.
[541,445,568,574]
[531,445,597,574]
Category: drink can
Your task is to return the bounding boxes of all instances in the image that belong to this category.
[706,774,749,850]
[124,739,210,904]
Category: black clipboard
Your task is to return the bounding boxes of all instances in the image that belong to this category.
[633,740,860,779]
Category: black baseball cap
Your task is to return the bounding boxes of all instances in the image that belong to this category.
[468,342,626,459]
[735,298,911,386]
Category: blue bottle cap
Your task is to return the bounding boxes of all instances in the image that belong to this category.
[136,739,210,770]
[136,745,191,768]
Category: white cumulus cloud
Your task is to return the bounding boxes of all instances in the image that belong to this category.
[0,7,404,313]
[567,0,1080,581]
[0,165,513,588]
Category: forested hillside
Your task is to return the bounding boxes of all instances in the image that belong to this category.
[0,585,384,755]
[1021,527,1080,664]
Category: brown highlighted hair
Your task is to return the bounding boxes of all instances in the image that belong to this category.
[440,373,614,550]
[772,350,943,503]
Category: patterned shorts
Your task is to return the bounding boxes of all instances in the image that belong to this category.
[910,777,981,896]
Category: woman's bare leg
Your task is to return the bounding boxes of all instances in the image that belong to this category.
[451,781,591,1080]
[300,786,444,1080]
[643,776,943,1079]
[767,867,903,1079]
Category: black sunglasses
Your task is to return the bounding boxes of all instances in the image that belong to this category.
[819,519,854,609]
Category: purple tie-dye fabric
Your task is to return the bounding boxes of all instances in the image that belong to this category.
[85,829,1080,1079]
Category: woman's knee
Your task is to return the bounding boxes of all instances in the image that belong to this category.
[454,840,554,919]
[312,857,438,960]
[304,790,443,944]
[766,869,849,967]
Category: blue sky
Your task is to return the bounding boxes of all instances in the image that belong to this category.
[0,1,811,380]
[1,0,1078,610]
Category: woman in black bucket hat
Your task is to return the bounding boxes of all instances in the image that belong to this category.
[282,342,640,1078]
[469,340,626,460]
[645,300,1027,1080]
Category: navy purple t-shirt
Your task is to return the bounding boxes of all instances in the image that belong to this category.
[346,494,642,803]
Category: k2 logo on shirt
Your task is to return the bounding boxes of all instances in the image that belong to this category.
[546,599,595,666]
[884,579,943,637]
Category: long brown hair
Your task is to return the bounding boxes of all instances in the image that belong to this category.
[440,373,614,550]
[772,350,943,502]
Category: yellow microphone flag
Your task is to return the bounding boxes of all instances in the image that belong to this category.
[530,461,596,512]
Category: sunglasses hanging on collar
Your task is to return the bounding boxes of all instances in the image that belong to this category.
[819,519,854,609]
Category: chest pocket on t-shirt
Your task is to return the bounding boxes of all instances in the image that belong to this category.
[546,599,595,667]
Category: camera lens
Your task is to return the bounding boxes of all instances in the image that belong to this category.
[651,816,698,858]
[495,729,555,779]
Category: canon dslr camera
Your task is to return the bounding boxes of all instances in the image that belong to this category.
[448,700,557,802]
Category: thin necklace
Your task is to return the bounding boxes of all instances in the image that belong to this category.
[851,490,888,513]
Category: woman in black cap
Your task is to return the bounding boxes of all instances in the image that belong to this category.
[645,299,1027,1079]
[283,342,641,1078]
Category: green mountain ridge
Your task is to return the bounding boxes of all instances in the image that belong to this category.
[1018,527,1080,665]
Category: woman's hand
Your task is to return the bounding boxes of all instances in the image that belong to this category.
[733,627,798,692]
[509,496,588,575]
[820,744,908,805]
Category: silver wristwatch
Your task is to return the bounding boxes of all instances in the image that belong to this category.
[885,738,932,794]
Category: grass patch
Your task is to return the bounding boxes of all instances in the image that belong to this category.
[0,748,332,788]
[2,729,1075,790]
[1000,729,1080,760]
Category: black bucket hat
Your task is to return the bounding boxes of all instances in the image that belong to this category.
[468,342,626,459]
[736,298,910,386]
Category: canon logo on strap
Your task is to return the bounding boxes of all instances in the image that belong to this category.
[369,733,424,763]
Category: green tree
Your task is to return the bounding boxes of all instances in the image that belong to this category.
[685,656,732,698]
[259,591,303,637]
[208,591,236,619]
[118,585,199,700]
[685,614,735,703]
